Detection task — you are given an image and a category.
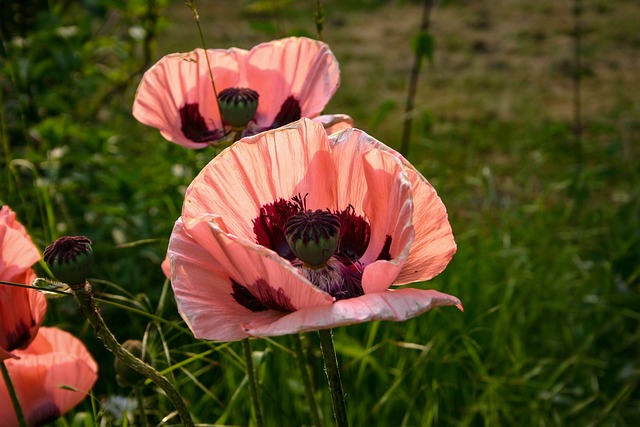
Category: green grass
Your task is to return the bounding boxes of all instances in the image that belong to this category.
[1,0,639,425]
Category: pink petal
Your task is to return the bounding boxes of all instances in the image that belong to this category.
[244,288,463,337]
[182,119,337,239]
[1,327,97,427]
[184,215,334,310]
[161,255,171,279]
[169,218,300,342]
[0,206,40,282]
[327,128,416,293]
[0,268,47,360]
[394,167,457,284]
[246,37,340,126]
[133,48,246,148]
[313,114,354,135]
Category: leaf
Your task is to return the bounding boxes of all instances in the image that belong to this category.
[411,30,435,66]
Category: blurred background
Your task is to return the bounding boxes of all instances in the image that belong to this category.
[1,0,639,425]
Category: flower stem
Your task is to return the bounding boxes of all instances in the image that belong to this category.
[241,339,264,427]
[1,361,27,427]
[72,282,194,427]
[318,329,348,427]
[292,334,322,427]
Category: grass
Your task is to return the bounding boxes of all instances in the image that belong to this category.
[1,0,639,425]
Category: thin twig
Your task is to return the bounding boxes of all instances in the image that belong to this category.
[400,0,434,157]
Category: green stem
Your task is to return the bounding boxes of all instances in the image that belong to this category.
[1,361,27,427]
[72,282,194,427]
[134,386,149,427]
[242,339,264,427]
[292,334,322,427]
[318,329,348,427]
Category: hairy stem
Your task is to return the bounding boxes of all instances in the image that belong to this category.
[318,329,348,427]
[72,282,194,427]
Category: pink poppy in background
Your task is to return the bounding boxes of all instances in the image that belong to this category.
[167,118,461,341]
[0,327,98,427]
[0,206,47,360]
[133,37,350,148]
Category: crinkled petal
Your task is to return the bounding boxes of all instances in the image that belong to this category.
[133,48,246,148]
[328,128,415,292]
[246,37,340,126]
[394,167,456,284]
[170,218,306,341]
[184,215,334,310]
[244,288,463,337]
[313,114,354,135]
[183,119,338,239]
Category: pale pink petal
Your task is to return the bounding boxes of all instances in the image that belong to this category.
[245,37,340,126]
[133,48,246,148]
[183,119,338,239]
[0,207,46,360]
[327,128,416,294]
[313,114,354,135]
[244,288,463,337]
[169,218,286,341]
[394,167,456,284]
[0,206,40,282]
[1,327,97,427]
[184,215,334,310]
[161,255,171,279]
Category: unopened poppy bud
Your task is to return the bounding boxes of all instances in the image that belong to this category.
[115,340,152,387]
[217,87,259,128]
[43,236,93,289]
[285,209,340,268]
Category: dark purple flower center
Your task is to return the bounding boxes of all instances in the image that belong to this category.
[179,103,225,143]
[3,320,31,352]
[238,195,394,306]
[271,95,302,129]
[181,93,302,142]
[231,278,295,312]
[28,401,61,427]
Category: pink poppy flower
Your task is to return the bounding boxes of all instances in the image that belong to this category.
[133,37,347,148]
[167,118,461,341]
[0,206,47,360]
[0,327,98,427]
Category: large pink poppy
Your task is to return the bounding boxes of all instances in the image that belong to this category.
[167,118,461,341]
[133,37,347,148]
[0,327,98,427]
[0,206,47,360]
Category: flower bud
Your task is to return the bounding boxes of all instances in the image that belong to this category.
[285,209,340,268]
[217,87,259,128]
[115,340,152,387]
[43,236,93,289]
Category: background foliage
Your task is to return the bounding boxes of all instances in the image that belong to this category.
[1,0,639,425]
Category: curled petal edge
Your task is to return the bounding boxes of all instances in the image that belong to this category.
[243,288,463,337]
